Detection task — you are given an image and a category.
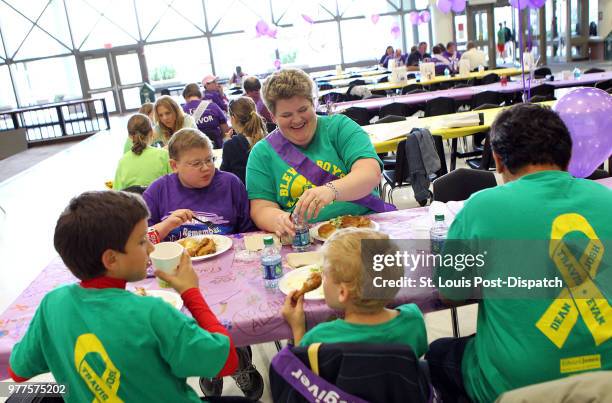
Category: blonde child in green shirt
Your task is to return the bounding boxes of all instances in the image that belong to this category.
[114,114,171,191]
[281,228,427,356]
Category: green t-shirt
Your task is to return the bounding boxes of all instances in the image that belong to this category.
[113,146,172,190]
[497,28,505,44]
[10,285,230,403]
[123,137,133,154]
[299,303,428,357]
[438,171,612,402]
[246,114,383,223]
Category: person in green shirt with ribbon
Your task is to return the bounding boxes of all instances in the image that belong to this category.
[427,103,612,402]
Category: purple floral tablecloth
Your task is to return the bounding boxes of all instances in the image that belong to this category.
[0,208,440,379]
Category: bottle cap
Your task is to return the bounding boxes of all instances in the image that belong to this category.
[434,214,445,221]
[263,236,274,246]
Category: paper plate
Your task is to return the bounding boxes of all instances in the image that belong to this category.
[310,219,380,242]
[278,265,324,300]
[180,234,233,261]
[140,289,183,310]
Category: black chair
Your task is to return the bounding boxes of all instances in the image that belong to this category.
[378,76,389,83]
[480,73,500,85]
[585,169,610,180]
[533,67,552,78]
[401,84,425,95]
[318,83,333,91]
[466,133,496,170]
[424,97,456,117]
[341,107,371,126]
[471,91,501,110]
[595,79,612,91]
[370,89,388,97]
[407,73,416,79]
[528,95,553,103]
[382,139,410,204]
[322,92,347,103]
[266,122,277,133]
[348,74,362,78]
[122,185,147,194]
[528,84,556,100]
[379,102,411,118]
[376,115,406,124]
[433,168,496,202]
[584,68,605,74]
[348,79,366,86]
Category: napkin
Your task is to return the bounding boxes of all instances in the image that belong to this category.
[243,233,281,251]
[286,251,324,269]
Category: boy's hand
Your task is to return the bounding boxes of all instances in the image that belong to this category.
[281,291,305,331]
[166,209,194,228]
[155,251,199,294]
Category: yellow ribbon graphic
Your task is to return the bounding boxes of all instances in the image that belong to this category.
[74,333,123,402]
[536,213,612,349]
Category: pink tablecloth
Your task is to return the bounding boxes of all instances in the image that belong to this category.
[0,208,442,379]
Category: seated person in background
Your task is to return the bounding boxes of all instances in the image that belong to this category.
[426,103,612,402]
[230,66,247,86]
[153,96,196,145]
[114,114,171,191]
[243,76,273,124]
[443,41,461,65]
[144,128,254,241]
[282,228,427,356]
[407,42,431,66]
[8,191,238,402]
[202,74,229,112]
[247,69,394,238]
[392,48,406,66]
[221,97,267,184]
[431,45,451,75]
[379,45,394,66]
[182,83,229,149]
[461,41,487,71]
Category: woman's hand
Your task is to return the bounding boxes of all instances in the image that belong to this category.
[274,210,295,238]
[293,185,336,222]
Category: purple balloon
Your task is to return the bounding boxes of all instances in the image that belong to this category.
[437,0,452,14]
[528,0,545,7]
[509,0,528,9]
[451,0,466,12]
[302,14,314,24]
[255,20,269,37]
[553,88,612,178]
[273,59,281,70]
[419,10,431,23]
[391,23,401,39]
[371,14,380,24]
[409,11,419,25]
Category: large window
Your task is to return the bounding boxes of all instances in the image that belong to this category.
[210,33,277,77]
[0,65,17,110]
[10,56,82,107]
[341,16,403,64]
[144,38,212,86]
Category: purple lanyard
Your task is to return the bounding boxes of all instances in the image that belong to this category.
[265,129,396,213]
[271,347,370,403]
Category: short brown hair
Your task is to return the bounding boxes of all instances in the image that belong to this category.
[54,191,149,280]
[323,228,401,313]
[261,69,314,115]
[168,128,213,160]
[154,96,186,142]
[182,83,202,100]
[127,113,152,155]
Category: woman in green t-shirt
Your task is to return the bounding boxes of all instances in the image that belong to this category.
[113,114,171,191]
[246,68,391,238]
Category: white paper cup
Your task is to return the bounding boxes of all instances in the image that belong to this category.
[150,242,184,288]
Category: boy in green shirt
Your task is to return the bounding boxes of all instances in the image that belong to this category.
[427,104,612,402]
[281,228,427,357]
[9,191,239,402]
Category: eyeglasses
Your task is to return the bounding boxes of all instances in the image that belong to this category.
[184,156,216,169]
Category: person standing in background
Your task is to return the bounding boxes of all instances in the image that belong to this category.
[497,23,506,63]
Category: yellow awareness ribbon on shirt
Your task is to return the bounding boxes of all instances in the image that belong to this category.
[74,333,123,403]
[536,213,612,349]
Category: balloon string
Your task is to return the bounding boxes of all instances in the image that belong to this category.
[528,13,532,101]
[518,1,526,102]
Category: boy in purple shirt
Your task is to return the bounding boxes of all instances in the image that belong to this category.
[144,128,254,241]
[202,74,228,112]
[243,76,273,124]
[182,83,229,149]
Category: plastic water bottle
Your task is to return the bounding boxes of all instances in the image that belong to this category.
[292,213,311,252]
[261,236,283,289]
[430,215,448,255]
[444,68,450,77]
[572,67,581,79]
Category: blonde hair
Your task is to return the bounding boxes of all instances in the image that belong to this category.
[322,228,401,313]
[154,96,185,143]
[261,68,314,115]
[168,128,213,160]
[127,113,152,156]
[138,102,154,117]
[228,97,267,148]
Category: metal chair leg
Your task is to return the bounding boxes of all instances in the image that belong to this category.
[451,307,460,338]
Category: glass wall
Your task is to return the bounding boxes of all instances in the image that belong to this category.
[0,0,433,109]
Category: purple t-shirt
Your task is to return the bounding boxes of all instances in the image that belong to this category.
[248,93,273,124]
[203,90,228,112]
[182,100,227,149]
[143,170,254,240]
